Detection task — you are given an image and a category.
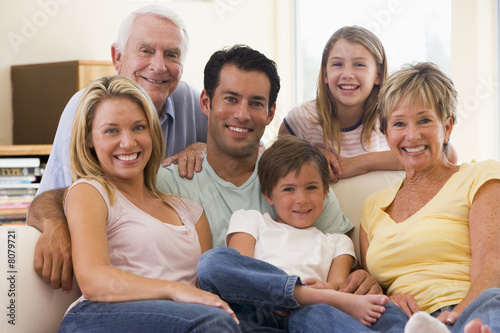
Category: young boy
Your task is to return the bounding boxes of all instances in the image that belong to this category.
[198,135,388,330]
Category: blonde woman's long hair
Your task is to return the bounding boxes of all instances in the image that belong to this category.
[316,26,387,154]
[68,75,169,205]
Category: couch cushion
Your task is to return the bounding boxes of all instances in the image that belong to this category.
[0,225,81,333]
[331,170,405,263]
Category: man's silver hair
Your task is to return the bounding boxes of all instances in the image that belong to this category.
[113,5,189,59]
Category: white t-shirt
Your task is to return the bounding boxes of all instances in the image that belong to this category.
[226,209,356,281]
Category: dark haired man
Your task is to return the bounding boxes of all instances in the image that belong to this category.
[157,44,352,248]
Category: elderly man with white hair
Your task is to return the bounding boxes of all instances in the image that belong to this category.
[28,5,207,292]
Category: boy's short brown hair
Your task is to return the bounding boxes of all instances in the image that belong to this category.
[258,135,330,198]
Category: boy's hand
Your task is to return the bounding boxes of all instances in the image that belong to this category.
[302,278,336,290]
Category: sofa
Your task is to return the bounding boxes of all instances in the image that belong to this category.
[0,170,404,333]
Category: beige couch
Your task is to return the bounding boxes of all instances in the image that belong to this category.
[0,170,404,333]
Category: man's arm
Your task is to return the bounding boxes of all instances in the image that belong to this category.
[27,188,73,291]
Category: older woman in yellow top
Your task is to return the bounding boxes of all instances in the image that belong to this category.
[360,62,500,333]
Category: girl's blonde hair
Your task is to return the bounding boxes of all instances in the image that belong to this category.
[68,75,170,205]
[316,25,387,154]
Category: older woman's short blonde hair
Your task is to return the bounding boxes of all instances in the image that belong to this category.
[69,75,166,204]
[378,62,457,135]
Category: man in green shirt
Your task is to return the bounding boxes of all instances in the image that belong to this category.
[157,45,353,248]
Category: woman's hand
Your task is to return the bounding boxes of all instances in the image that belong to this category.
[389,294,420,317]
[169,282,239,324]
[435,310,461,325]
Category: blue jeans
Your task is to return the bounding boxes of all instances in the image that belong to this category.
[58,298,241,333]
[439,288,500,332]
[198,248,500,332]
[197,247,373,332]
[368,288,500,333]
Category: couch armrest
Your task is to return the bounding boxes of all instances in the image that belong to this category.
[331,170,405,263]
[0,225,81,333]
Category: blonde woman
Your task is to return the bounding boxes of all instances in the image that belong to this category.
[361,63,500,333]
[58,75,239,333]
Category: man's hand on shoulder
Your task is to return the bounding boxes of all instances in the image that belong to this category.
[338,269,383,295]
[162,142,207,179]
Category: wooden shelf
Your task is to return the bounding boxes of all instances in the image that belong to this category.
[0,145,52,156]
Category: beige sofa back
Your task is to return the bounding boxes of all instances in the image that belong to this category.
[331,170,405,263]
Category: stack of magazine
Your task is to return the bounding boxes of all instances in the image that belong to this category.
[0,156,44,225]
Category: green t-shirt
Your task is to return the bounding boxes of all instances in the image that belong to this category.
[157,157,353,248]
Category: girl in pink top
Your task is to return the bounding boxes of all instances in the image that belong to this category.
[280,26,457,182]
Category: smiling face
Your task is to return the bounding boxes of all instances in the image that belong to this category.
[324,38,380,115]
[112,14,185,113]
[264,161,327,229]
[385,99,453,172]
[90,97,152,184]
[201,65,275,161]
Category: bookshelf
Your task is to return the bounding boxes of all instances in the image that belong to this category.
[0,145,52,225]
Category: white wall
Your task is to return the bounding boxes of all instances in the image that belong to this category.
[0,0,293,145]
[451,0,499,163]
[1,0,498,163]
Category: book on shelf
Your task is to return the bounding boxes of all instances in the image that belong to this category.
[0,166,45,177]
[0,213,27,221]
[0,175,37,184]
[0,202,29,224]
[0,183,39,189]
[0,187,37,196]
[0,201,32,210]
[0,220,26,226]
[0,207,29,215]
[0,157,40,168]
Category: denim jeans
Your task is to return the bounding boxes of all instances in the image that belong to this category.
[58,298,241,333]
[369,289,500,333]
[197,247,373,332]
[198,248,500,332]
[438,288,500,332]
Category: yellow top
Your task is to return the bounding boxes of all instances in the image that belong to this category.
[361,160,500,314]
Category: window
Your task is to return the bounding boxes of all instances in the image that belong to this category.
[294,0,451,104]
